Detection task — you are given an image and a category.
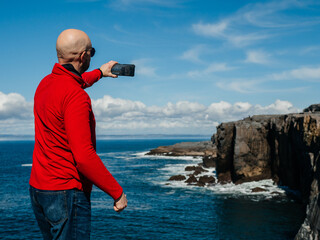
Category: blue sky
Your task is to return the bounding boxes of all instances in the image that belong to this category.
[1,0,320,135]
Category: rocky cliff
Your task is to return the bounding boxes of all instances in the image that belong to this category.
[147,141,216,158]
[214,112,320,239]
[147,141,217,186]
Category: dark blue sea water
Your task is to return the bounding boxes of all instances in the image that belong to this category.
[0,139,306,240]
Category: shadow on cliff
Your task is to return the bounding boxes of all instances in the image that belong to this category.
[214,109,320,239]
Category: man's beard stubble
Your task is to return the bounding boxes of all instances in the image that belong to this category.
[80,57,90,74]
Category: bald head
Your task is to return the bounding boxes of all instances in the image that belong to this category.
[56,29,92,61]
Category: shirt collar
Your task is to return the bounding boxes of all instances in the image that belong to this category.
[52,63,88,88]
[61,64,81,77]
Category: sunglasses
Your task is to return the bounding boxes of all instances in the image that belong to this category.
[89,47,95,57]
[84,47,95,57]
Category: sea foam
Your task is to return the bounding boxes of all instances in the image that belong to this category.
[141,152,288,200]
[21,163,32,167]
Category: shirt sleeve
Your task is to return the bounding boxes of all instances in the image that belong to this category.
[64,90,123,200]
[81,69,102,89]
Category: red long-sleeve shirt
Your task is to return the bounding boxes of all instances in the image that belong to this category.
[29,63,123,200]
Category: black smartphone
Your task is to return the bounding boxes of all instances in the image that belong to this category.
[111,64,135,77]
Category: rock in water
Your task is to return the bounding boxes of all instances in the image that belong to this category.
[185,166,196,171]
[168,175,186,181]
[185,175,197,183]
[198,175,215,184]
[203,155,216,168]
[193,166,208,176]
[146,141,216,157]
[251,187,267,192]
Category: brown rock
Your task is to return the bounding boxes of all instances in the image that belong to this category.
[185,175,197,183]
[195,182,205,187]
[193,166,208,176]
[203,156,216,168]
[215,122,236,183]
[234,173,271,185]
[185,166,196,171]
[147,141,216,157]
[168,175,186,181]
[196,166,208,172]
[232,119,272,182]
[251,187,267,192]
[198,175,215,184]
[217,172,232,184]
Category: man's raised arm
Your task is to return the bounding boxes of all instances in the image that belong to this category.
[82,61,118,88]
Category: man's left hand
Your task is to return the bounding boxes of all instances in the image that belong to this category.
[100,61,118,78]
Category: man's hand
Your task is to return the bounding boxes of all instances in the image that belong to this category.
[114,192,127,212]
[100,61,118,78]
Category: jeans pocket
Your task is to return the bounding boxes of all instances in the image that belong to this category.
[36,190,68,226]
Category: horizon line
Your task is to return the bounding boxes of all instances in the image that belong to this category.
[0,133,212,141]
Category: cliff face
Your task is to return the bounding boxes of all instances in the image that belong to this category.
[214,113,320,239]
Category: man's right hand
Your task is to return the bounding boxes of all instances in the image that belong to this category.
[114,192,127,212]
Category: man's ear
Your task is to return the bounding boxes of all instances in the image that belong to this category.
[79,51,86,63]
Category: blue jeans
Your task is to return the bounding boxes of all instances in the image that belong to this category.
[29,186,91,240]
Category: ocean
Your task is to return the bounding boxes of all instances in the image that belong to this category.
[0,139,306,240]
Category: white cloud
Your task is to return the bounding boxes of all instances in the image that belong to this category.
[216,76,308,94]
[92,95,146,118]
[0,119,34,135]
[187,63,233,78]
[300,46,320,54]
[192,21,228,38]
[216,80,259,93]
[205,99,298,122]
[216,64,320,93]
[67,0,100,2]
[0,91,33,120]
[245,50,270,64]
[228,33,269,47]
[0,92,300,135]
[109,0,186,9]
[117,0,174,5]
[192,21,269,47]
[0,91,34,135]
[257,99,296,114]
[180,45,205,63]
[91,95,299,134]
[240,0,320,28]
[272,66,320,81]
[291,67,320,80]
[192,0,320,47]
[205,63,232,73]
[131,59,157,78]
[161,101,206,117]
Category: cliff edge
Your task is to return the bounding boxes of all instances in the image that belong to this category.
[146,141,216,158]
[214,112,320,239]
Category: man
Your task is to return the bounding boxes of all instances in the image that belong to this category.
[29,29,127,239]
